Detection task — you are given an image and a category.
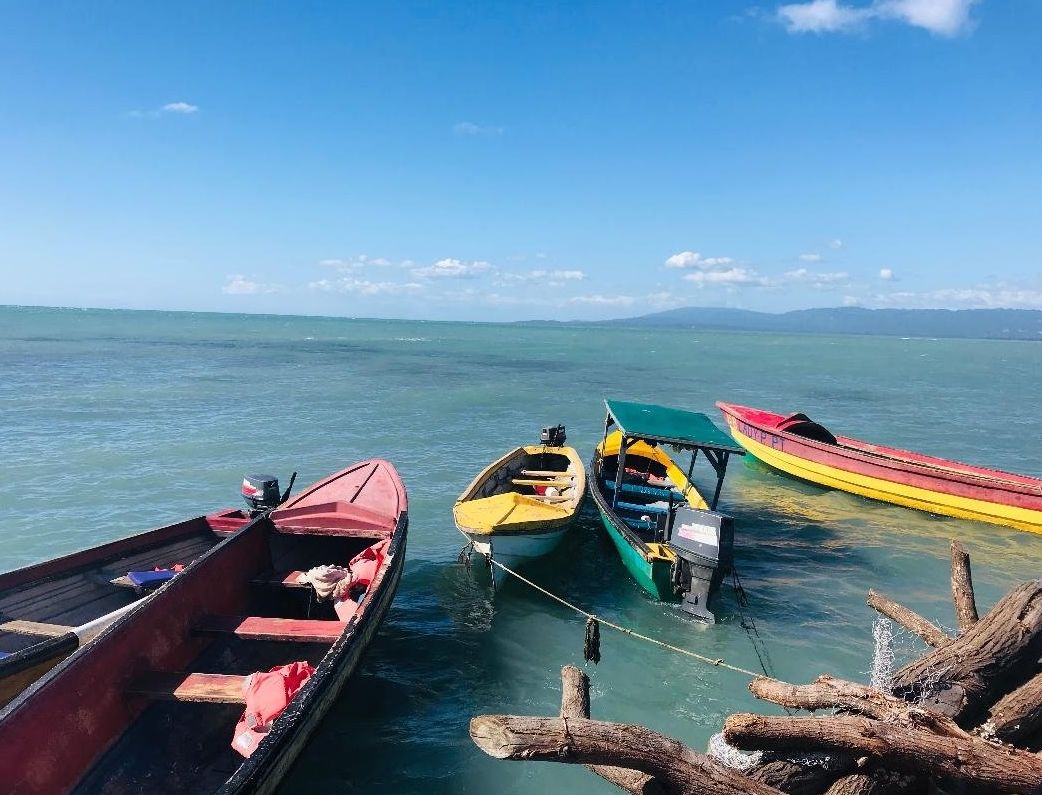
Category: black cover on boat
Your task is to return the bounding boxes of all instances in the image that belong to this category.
[776,413,838,445]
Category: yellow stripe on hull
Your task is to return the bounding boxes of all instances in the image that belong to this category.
[730,425,1042,534]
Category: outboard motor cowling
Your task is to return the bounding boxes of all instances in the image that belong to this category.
[242,474,281,515]
[666,504,735,623]
[540,424,567,447]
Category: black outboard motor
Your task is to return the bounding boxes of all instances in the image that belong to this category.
[540,424,567,447]
[242,473,281,516]
[666,504,735,623]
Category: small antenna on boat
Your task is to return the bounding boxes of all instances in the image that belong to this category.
[280,471,298,504]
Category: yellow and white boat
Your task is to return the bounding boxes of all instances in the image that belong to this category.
[454,425,586,573]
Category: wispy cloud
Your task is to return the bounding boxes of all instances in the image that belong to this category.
[879,267,896,281]
[664,251,736,269]
[411,258,493,279]
[222,275,279,295]
[309,277,423,296]
[452,121,505,136]
[861,282,1042,309]
[777,0,978,36]
[799,252,822,263]
[501,269,585,285]
[568,294,636,307]
[784,268,850,287]
[128,101,200,119]
[683,267,768,286]
[319,255,395,272]
[829,239,844,249]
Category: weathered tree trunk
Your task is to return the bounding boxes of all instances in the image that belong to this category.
[949,540,978,633]
[748,675,972,740]
[470,714,787,795]
[866,590,950,648]
[891,580,1042,722]
[749,675,910,721]
[823,769,917,795]
[744,757,853,795]
[983,669,1042,744]
[723,713,1042,794]
[560,665,664,795]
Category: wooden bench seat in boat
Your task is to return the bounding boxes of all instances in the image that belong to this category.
[603,479,685,502]
[128,672,247,704]
[510,478,573,487]
[251,571,310,589]
[193,615,347,643]
[615,500,670,516]
[0,619,73,637]
[519,469,571,478]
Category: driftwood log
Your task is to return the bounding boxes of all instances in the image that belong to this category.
[469,710,787,795]
[891,579,1042,722]
[865,589,950,648]
[950,540,979,632]
[471,542,1042,795]
[723,713,1042,794]
[559,665,664,795]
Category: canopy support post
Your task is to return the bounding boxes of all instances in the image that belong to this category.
[613,437,629,510]
[708,451,730,510]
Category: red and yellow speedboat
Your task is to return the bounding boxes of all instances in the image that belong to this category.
[716,402,1042,534]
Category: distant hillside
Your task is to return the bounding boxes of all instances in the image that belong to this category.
[596,307,1042,340]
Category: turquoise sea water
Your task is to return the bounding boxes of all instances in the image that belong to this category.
[2,305,1042,793]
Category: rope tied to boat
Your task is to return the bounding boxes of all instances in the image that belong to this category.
[456,525,763,679]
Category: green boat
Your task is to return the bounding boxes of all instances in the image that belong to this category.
[589,399,745,622]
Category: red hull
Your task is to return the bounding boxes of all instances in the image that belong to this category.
[717,402,1042,513]
[0,459,408,795]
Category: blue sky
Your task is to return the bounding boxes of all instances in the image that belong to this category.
[1,1,1039,321]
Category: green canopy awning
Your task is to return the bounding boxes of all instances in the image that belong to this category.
[605,399,744,454]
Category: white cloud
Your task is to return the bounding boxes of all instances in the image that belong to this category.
[309,277,422,297]
[879,267,895,280]
[799,252,822,262]
[853,281,1042,310]
[684,267,768,286]
[411,258,493,280]
[161,102,199,114]
[784,268,850,287]
[778,0,977,36]
[128,101,200,118]
[778,0,871,32]
[829,239,844,249]
[222,275,278,295]
[453,121,505,136]
[664,251,736,269]
[319,255,397,272]
[502,269,585,284]
[568,294,636,306]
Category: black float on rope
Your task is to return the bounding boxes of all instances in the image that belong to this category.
[584,617,601,664]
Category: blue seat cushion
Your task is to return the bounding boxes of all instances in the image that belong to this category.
[126,569,178,588]
[604,479,685,503]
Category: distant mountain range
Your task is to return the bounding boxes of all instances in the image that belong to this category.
[557,307,1042,340]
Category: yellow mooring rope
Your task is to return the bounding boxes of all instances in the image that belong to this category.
[457,528,762,680]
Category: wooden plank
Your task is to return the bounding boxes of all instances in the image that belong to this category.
[128,672,246,704]
[0,620,73,637]
[251,571,308,588]
[194,615,347,643]
[520,470,570,478]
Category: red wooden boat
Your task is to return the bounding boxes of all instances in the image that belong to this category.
[717,402,1042,534]
[0,459,407,794]
[0,475,283,708]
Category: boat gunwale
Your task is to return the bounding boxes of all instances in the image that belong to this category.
[219,508,408,795]
[453,444,587,536]
[0,460,409,795]
[717,401,1042,498]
